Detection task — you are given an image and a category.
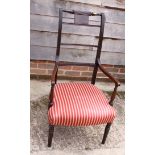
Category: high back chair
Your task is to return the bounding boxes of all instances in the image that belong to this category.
[48,9,120,147]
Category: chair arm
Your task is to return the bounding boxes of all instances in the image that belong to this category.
[97,59,120,106]
[50,63,58,85]
[97,59,120,87]
[48,63,59,109]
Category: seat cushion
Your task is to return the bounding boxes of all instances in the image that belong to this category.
[48,83,116,126]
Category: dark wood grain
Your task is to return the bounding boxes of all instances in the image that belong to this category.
[48,125,54,147]
[97,58,120,106]
[97,58,120,86]
[48,64,58,109]
[102,123,111,144]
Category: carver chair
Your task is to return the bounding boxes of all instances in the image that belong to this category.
[48,9,120,147]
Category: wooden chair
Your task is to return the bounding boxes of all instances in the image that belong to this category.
[48,9,120,147]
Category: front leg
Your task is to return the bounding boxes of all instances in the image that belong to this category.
[48,125,54,147]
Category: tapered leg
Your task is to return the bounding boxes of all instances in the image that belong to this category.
[101,123,111,144]
[48,125,54,147]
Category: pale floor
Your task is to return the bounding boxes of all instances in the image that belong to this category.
[30,80,125,155]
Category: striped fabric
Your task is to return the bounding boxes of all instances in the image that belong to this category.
[48,83,116,126]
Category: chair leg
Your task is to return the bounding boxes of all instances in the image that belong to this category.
[101,123,112,144]
[48,125,54,147]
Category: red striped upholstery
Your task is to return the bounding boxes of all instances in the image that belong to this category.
[48,83,116,126]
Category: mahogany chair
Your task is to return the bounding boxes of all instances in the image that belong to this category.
[48,9,120,147]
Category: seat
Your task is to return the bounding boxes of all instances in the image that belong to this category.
[48,83,116,126]
[47,9,120,147]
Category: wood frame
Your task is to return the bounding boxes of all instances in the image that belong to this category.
[48,9,120,147]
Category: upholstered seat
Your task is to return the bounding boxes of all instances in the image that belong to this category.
[48,83,116,126]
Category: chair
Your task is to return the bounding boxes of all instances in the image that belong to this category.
[47,9,120,147]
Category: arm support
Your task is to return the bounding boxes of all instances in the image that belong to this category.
[48,63,58,109]
[97,59,120,87]
[97,59,120,106]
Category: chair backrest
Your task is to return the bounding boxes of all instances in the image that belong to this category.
[56,9,106,84]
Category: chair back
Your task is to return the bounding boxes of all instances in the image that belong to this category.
[56,9,106,84]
